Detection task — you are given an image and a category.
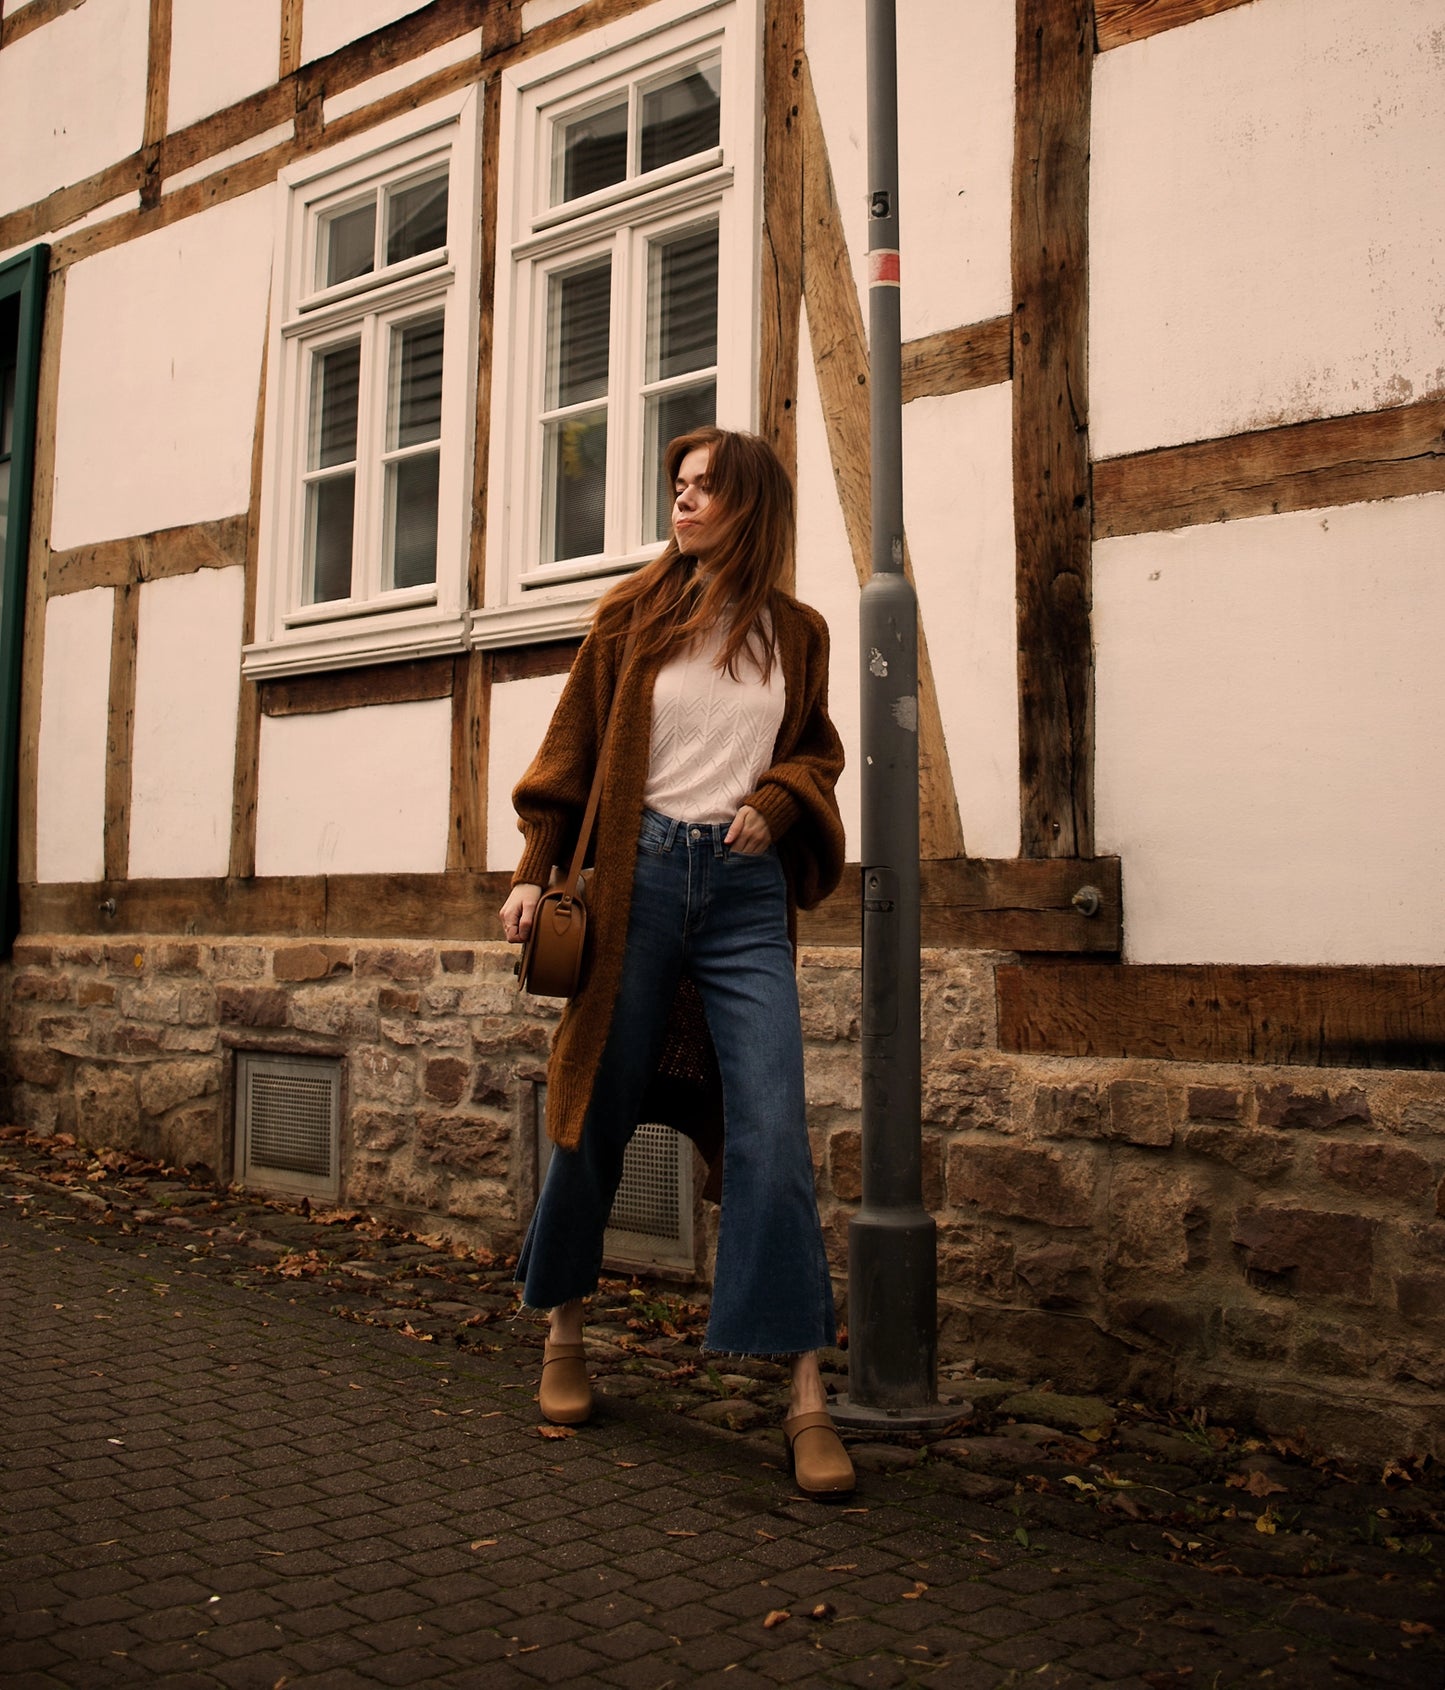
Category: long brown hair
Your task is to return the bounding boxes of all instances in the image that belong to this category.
[596,427,793,680]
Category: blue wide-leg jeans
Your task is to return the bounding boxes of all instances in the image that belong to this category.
[516,809,836,1356]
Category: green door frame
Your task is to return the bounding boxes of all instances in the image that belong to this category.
[0,246,50,955]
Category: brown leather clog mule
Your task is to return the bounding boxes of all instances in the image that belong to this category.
[538,1340,592,1425]
[782,1409,855,1501]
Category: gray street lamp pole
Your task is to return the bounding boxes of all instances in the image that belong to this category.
[833,0,956,1431]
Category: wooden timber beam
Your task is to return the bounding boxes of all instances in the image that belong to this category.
[48,515,250,597]
[1013,0,1094,859]
[1095,0,1257,52]
[799,57,966,862]
[759,0,805,541]
[259,656,457,718]
[19,857,1122,953]
[102,584,140,882]
[999,961,1445,1070]
[901,317,1012,406]
[1093,397,1445,541]
[0,0,88,51]
[278,0,304,79]
[142,0,173,161]
[230,332,268,881]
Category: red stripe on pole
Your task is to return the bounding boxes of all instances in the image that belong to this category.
[869,248,900,286]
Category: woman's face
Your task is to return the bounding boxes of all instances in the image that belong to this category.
[672,445,717,563]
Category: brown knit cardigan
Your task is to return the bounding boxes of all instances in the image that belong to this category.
[511,589,847,1171]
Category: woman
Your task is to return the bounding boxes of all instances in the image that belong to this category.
[499,427,853,1500]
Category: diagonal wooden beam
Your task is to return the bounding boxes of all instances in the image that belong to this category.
[798,58,966,862]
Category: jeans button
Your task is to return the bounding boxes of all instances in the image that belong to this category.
[690,827,701,841]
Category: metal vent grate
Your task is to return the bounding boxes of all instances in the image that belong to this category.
[237,1053,341,1201]
[536,1086,693,1269]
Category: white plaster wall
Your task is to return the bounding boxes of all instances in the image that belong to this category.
[1095,493,1445,964]
[255,699,453,876]
[52,189,274,551]
[302,0,431,64]
[128,568,246,880]
[1092,0,1445,459]
[36,588,113,885]
[794,317,860,855]
[903,383,1019,859]
[487,674,568,872]
[806,0,1013,341]
[0,0,148,214]
[168,0,282,133]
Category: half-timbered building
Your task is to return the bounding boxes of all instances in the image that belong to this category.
[2,0,1442,1457]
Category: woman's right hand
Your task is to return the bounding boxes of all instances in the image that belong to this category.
[500,883,542,943]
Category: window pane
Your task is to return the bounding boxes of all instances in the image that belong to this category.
[646,380,716,543]
[640,63,721,174]
[386,171,448,267]
[1,355,14,457]
[309,342,360,470]
[306,474,356,602]
[323,201,376,287]
[647,225,718,383]
[389,314,444,449]
[386,452,440,589]
[555,99,627,203]
[546,259,611,410]
[544,410,607,562]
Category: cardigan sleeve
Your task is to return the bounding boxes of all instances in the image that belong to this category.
[740,602,846,909]
[509,614,622,889]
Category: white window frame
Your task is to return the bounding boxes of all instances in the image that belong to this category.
[247,87,482,679]
[475,0,763,650]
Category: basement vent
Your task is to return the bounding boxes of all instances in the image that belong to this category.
[536,1086,693,1270]
[236,1053,341,1202]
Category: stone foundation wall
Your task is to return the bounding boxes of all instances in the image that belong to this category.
[4,934,1443,1460]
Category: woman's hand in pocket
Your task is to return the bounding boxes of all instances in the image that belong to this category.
[501,883,542,942]
[724,805,772,856]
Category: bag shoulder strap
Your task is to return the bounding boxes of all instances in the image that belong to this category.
[558,612,640,900]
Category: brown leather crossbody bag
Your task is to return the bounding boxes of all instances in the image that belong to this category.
[515,619,638,999]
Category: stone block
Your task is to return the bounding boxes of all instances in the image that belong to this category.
[355,946,435,982]
[137,1059,218,1119]
[1293,1321,1380,1378]
[159,1102,222,1174]
[1186,1085,1244,1122]
[1109,1298,1217,1356]
[470,1016,551,1055]
[352,1108,412,1154]
[217,986,288,1028]
[1315,1140,1435,1201]
[1014,1241,1091,1306]
[112,1025,165,1057]
[287,990,379,1039]
[1231,1206,1377,1299]
[1107,1166,1210,1274]
[828,1126,860,1203]
[1033,1082,1104,1140]
[1219,1304,1291,1363]
[76,981,116,1008]
[923,1056,1016,1132]
[946,1141,1095,1228]
[923,963,994,1052]
[160,1026,220,1053]
[456,980,527,1016]
[118,981,183,1023]
[352,1045,416,1104]
[416,1112,510,1176]
[380,1015,466,1049]
[37,1015,95,1058]
[1180,1124,1295,1181]
[424,1057,469,1105]
[440,950,475,973]
[272,944,352,982]
[803,1044,860,1110]
[378,986,420,1013]
[1257,1083,1372,1132]
[470,1061,511,1109]
[12,972,70,1002]
[8,1042,65,1088]
[11,942,54,967]
[154,944,203,975]
[1108,1080,1172,1147]
[55,943,104,966]
[74,1063,141,1144]
[423,985,462,1014]
[212,944,266,979]
[105,945,148,976]
[937,1223,1015,1295]
[1396,1273,1445,1328]
[921,1131,944,1211]
[178,984,217,1025]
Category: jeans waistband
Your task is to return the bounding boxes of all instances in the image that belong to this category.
[640,808,731,856]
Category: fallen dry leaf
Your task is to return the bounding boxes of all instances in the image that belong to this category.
[810,1603,836,1621]
[537,1424,575,1440]
[763,1610,790,1629]
[470,1539,498,1550]
[1254,1512,1278,1535]
[900,1581,928,1601]
[755,1530,777,1541]
[1228,1470,1287,1499]
[1401,1621,1435,1637]
[825,1564,857,1572]
[665,1530,698,1538]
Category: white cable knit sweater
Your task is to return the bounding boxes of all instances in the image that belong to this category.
[642,619,786,825]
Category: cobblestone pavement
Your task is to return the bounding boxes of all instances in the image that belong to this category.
[2,1130,1443,1689]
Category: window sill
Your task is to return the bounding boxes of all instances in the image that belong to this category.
[243,607,469,679]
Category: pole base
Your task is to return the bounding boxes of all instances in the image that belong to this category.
[829,1392,971,1433]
